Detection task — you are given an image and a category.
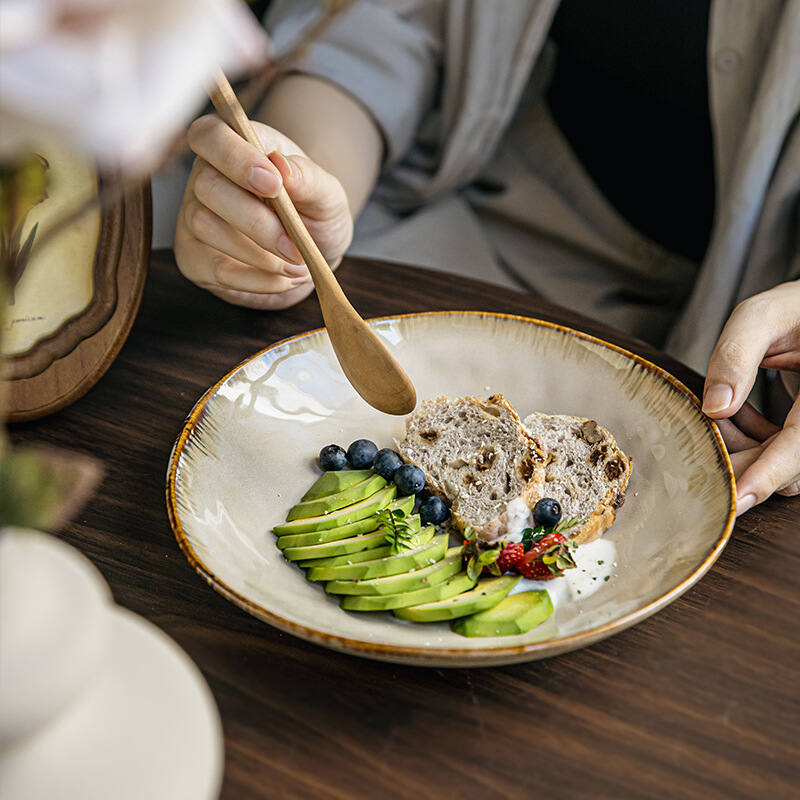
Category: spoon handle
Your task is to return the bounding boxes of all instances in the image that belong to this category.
[208,70,348,306]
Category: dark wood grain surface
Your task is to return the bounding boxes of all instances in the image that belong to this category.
[11,252,799,800]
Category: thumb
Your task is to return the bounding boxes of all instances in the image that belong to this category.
[267,151,348,221]
[703,299,771,418]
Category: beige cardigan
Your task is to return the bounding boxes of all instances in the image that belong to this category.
[268,1,800,372]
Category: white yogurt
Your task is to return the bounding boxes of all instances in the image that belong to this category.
[502,497,534,542]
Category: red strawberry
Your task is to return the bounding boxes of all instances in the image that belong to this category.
[525,531,566,559]
[517,531,576,580]
[517,557,558,581]
[497,542,525,573]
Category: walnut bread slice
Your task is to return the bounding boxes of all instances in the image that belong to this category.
[522,413,632,545]
[396,395,547,542]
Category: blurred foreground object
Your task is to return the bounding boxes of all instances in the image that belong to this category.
[0,529,224,800]
[0,0,270,172]
[0,0,346,524]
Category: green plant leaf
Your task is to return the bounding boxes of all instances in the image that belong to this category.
[0,153,50,230]
[0,446,101,529]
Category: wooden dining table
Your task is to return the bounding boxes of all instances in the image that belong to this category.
[11,251,799,799]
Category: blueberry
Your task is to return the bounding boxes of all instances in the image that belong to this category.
[419,496,449,525]
[319,444,347,471]
[533,497,562,528]
[346,439,378,469]
[373,448,403,480]
[394,464,425,496]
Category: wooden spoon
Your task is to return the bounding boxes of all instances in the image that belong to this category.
[208,70,416,416]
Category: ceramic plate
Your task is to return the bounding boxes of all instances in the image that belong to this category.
[167,312,735,667]
[1,532,222,800]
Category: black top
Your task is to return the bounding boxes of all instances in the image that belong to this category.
[547,0,715,262]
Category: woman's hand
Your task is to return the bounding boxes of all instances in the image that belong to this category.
[702,280,800,515]
[174,114,353,310]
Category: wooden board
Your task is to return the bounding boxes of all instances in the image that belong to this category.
[4,191,124,381]
[5,183,150,421]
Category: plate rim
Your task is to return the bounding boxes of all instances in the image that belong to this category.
[166,310,736,664]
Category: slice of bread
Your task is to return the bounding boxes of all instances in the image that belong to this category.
[396,395,547,541]
[522,413,632,545]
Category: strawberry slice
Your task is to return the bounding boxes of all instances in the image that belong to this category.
[518,558,559,581]
[497,541,525,573]
[523,531,566,559]
[517,531,576,579]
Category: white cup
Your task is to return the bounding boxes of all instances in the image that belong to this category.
[0,528,111,749]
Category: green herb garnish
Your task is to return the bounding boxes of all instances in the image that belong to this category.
[520,527,547,551]
[541,542,577,575]
[521,515,587,551]
[462,526,501,581]
[517,515,587,577]
[376,507,416,554]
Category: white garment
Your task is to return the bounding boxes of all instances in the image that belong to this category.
[267,0,800,371]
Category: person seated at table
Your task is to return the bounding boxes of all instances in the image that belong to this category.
[173,0,800,515]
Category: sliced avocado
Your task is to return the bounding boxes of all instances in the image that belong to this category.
[451,590,553,637]
[326,547,464,596]
[298,544,392,570]
[296,523,433,568]
[305,533,447,581]
[341,571,476,611]
[273,486,396,535]
[383,493,416,518]
[287,474,387,520]
[282,528,388,561]
[393,575,520,623]
[278,506,418,550]
[278,516,378,550]
[302,469,374,501]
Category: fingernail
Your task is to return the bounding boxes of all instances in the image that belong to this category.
[269,150,295,180]
[703,384,733,414]
[283,261,309,279]
[277,233,302,263]
[736,493,756,516]
[249,165,280,197]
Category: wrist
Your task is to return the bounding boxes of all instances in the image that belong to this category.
[258,73,381,218]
